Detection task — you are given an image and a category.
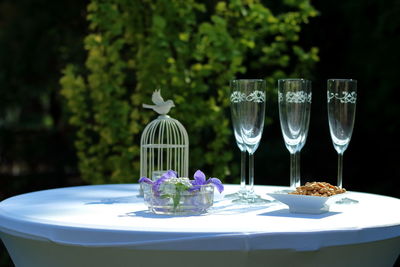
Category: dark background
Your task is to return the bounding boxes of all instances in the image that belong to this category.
[259,0,400,198]
[1,0,399,266]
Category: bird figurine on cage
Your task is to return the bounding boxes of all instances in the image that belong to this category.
[142,89,175,115]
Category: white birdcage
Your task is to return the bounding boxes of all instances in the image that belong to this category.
[140,90,189,180]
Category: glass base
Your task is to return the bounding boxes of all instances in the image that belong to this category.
[224,190,246,200]
[232,192,273,205]
[335,197,359,204]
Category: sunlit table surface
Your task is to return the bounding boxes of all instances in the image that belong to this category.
[1,184,399,267]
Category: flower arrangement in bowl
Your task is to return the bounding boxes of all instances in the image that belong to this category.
[139,170,224,215]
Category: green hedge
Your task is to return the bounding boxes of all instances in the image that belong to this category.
[60,0,319,184]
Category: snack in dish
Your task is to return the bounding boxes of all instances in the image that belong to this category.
[289,181,346,197]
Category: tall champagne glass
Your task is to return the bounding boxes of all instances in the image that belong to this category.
[327,79,358,204]
[278,79,311,190]
[233,79,270,204]
[228,81,248,200]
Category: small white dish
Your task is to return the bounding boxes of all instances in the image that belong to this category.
[267,192,346,214]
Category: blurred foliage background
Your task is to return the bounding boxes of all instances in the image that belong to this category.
[60,0,318,184]
[1,0,400,266]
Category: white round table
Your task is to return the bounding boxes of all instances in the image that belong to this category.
[1,184,399,267]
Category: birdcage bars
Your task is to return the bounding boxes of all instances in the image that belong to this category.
[140,115,189,180]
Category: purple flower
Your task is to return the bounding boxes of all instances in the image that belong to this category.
[138,177,153,185]
[190,170,224,193]
[139,169,224,196]
[161,170,178,179]
[138,170,178,196]
[153,170,178,193]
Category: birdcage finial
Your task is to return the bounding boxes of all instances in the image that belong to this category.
[142,89,175,115]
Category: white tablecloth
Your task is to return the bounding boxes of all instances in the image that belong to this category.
[1,184,399,267]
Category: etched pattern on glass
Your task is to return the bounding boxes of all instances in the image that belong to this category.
[230,91,246,103]
[231,90,265,103]
[279,91,312,103]
[327,91,357,103]
[246,90,265,103]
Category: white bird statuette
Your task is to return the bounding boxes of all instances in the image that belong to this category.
[142,89,175,115]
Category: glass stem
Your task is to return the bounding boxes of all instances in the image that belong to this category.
[240,151,247,193]
[295,151,301,188]
[290,152,296,189]
[248,152,254,194]
[337,153,343,188]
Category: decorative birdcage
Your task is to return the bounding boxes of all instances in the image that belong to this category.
[140,90,189,180]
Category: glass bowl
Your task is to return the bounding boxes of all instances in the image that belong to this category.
[142,183,214,215]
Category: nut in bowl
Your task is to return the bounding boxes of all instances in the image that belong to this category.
[139,170,224,215]
[268,182,347,214]
[290,181,346,197]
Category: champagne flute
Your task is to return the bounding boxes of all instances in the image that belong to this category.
[227,81,248,200]
[327,79,358,204]
[278,79,312,190]
[233,79,270,204]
